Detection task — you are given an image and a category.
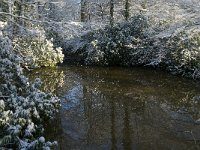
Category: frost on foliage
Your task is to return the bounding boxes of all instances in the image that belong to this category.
[64,15,148,66]
[12,29,64,68]
[0,24,60,149]
[45,21,106,48]
[63,12,200,79]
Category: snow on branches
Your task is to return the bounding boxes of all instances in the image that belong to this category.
[0,22,60,149]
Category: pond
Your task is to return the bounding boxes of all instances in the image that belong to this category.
[29,66,200,150]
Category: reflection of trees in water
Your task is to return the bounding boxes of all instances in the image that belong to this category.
[171,91,200,118]
[28,68,65,93]
[33,66,200,149]
[82,84,111,145]
[122,99,132,150]
[111,100,117,150]
[44,113,63,140]
[70,66,200,118]
[79,81,200,149]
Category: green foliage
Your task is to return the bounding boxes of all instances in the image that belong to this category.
[13,36,64,68]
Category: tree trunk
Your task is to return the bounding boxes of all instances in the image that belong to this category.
[100,5,104,20]
[110,0,114,26]
[124,0,130,21]
[21,0,25,26]
[141,0,147,9]
[81,0,87,22]
[13,0,22,34]
[8,0,13,21]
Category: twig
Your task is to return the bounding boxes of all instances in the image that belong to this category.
[0,96,9,98]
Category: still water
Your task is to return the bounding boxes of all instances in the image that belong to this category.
[30,66,200,150]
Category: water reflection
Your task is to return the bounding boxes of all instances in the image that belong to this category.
[34,66,200,150]
[28,67,65,93]
[111,100,117,150]
[122,99,132,150]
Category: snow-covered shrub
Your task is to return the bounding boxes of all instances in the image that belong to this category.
[0,22,60,149]
[167,28,200,79]
[170,30,200,67]
[13,35,64,68]
[63,14,200,79]
[63,15,148,66]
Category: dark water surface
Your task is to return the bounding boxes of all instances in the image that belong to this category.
[29,66,200,150]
